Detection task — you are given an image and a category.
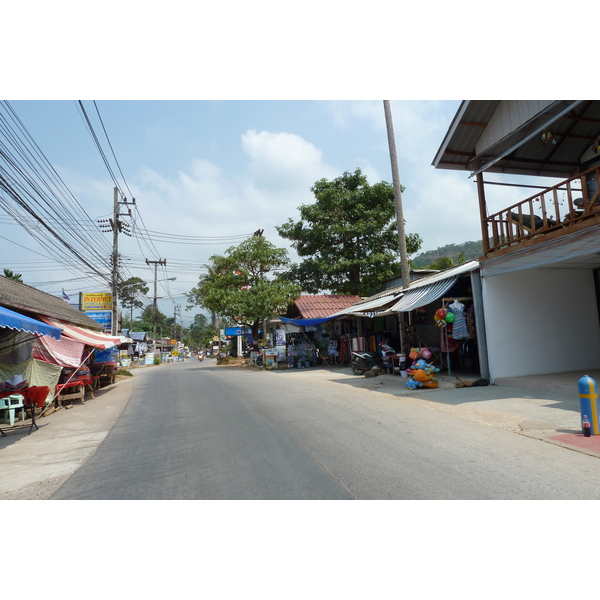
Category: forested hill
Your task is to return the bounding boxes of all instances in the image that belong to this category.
[411,240,483,268]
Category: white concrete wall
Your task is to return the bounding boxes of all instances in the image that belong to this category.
[482,267,600,379]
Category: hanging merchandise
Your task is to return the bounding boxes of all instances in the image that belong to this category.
[449,300,470,340]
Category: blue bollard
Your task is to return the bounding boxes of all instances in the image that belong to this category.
[578,375,599,435]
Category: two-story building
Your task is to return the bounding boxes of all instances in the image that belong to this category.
[433,100,600,386]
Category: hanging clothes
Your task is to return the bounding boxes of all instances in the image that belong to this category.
[449,300,470,340]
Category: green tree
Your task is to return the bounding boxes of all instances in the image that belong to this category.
[185,313,218,350]
[187,236,301,343]
[134,305,168,336]
[276,168,422,296]
[426,256,455,270]
[118,277,150,328]
[2,269,23,282]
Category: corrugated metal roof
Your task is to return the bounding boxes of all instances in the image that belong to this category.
[293,295,363,319]
[0,276,104,330]
[433,100,600,178]
[329,261,480,317]
[329,291,402,317]
[389,277,457,312]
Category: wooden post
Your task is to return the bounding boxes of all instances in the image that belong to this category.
[476,169,490,255]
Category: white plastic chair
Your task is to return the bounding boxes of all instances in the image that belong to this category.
[0,394,26,426]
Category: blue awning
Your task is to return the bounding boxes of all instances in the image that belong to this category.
[280,316,338,327]
[0,305,62,340]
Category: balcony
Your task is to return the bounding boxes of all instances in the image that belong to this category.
[485,164,600,255]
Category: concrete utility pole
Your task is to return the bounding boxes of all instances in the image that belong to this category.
[107,187,135,335]
[383,101,411,290]
[146,258,167,351]
[111,188,119,335]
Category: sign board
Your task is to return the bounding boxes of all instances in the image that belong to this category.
[85,310,112,333]
[81,293,112,311]
[225,327,243,336]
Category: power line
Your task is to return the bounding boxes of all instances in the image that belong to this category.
[93,100,134,200]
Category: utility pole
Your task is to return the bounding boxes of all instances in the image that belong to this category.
[383,101,411,291]
[173,305,181,340]
[145,258,166,351]
[101,187,135,335]
[383,101,411,355]
[111,188,119,336]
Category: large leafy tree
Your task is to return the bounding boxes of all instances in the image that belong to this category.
[187,236,301,343]
[118,276,150,328]
[276,168,422,296]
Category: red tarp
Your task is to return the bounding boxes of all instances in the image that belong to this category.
[31,334,85,368]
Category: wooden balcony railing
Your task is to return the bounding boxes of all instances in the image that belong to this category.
[485,165,600,253]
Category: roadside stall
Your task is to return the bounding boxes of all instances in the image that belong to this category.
[38,317,125,407]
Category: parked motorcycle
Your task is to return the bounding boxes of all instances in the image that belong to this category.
[379,341,396,359]
[351,350,380,376]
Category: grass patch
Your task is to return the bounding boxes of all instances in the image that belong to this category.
[116,368,133,377]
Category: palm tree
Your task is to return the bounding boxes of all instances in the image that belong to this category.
[3,269,23,282]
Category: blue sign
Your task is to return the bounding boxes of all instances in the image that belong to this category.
[85,310,112,333]
[225,327,243,336]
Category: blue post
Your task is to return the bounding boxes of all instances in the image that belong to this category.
[578,375,599,435]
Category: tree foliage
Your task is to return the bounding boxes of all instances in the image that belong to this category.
[412,241,482,268]
[276,168,422,296]
[118,277,149,310]
[187,236,301,342]
[2,269,23,282]
[184,313,218,351]
[133,305,168,336]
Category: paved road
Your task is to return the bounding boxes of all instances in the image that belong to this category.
[49,359,600,500]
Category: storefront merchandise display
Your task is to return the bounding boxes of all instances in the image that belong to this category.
[286,342,316,368]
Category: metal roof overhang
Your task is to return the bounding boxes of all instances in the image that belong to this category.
[468,101,583,177]
[0,305,62,340]
[480,223,600,276]
[388,261,479,313]
[326,291,403,318]
[433,100,600,179]
[389,277,458,312]
[327,261,480,318]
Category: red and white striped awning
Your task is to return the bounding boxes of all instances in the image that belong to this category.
[38,317,126,349]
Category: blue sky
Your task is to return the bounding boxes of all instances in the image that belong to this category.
[2,99,487,324]
[1,3,587,326]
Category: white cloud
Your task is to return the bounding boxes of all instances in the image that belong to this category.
[241,129,336,187]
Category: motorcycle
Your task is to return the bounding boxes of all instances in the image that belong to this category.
[198,351,205,362]
[350,341,398,377]
[350,350,380,376]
